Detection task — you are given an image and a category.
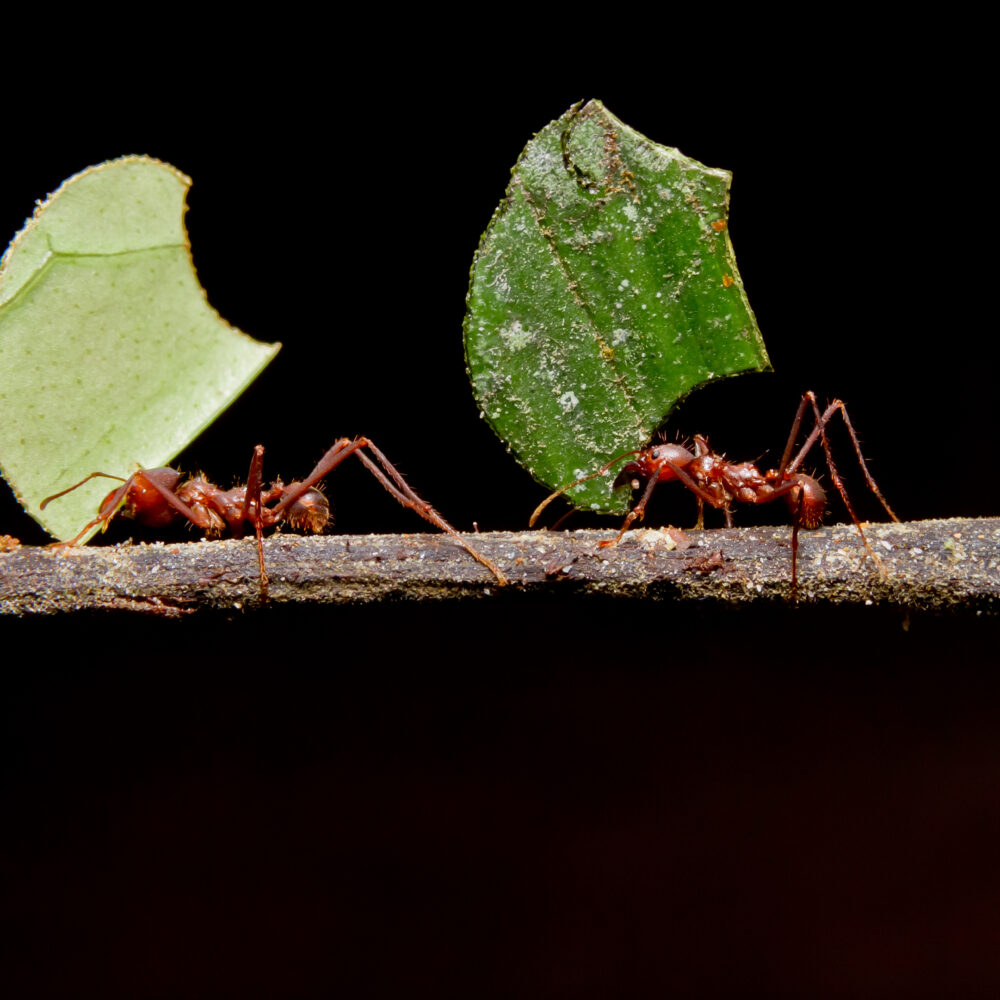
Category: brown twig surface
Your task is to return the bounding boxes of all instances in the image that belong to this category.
[0,518,997,616]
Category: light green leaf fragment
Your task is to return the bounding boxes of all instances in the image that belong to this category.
[0,157,280,540]
[465,101,770,515]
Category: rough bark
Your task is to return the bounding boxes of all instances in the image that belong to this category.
[1,518,997,616]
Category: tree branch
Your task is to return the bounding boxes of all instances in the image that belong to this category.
[1,518,997,616]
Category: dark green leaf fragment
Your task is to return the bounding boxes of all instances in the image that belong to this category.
[464,100,769,514]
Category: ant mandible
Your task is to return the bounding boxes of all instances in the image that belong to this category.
[42,437,509,595]
[530,391,899,594]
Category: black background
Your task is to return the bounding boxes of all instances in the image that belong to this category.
[3,40,1000,997]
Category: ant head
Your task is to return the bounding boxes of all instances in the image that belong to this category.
[613,444,695,489]
[97,468,183,524]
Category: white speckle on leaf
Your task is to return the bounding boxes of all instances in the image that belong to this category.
[612,329,630,345]
[558,391,579,412]
[499,320,533,351]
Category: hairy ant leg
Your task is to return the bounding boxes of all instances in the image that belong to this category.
[778,392,900,580]
[273,437,509,586]
[782,392,898,519]
[239,445,269,598]
[597,465,668,548]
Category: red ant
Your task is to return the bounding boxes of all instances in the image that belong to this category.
[41,437,509,595]
[530,391,899,594]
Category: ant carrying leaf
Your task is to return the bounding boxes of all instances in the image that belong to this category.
[43,437,508,597]
[531,392,899,595]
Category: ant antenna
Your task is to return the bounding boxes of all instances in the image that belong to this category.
[40,472,128,510]
[529,449,643,528]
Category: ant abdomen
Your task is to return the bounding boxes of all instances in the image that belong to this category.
[785,473,826,529]
[282,485,330,533]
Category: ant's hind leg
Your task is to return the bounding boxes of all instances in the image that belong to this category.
[784,393,891,580]
[784,393,898,522]
[269,438,365,517]
[351,440,509,586]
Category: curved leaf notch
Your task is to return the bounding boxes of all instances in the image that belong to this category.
[0,157,280,540]
[465,100,770,514]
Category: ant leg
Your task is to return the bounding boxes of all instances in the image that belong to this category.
[272,437,509,586]
[550,508,578,531]
[777,393,811,475]
[790,485,803,599]
[131,470,218,532]
[764,477,812,598]
[782,392,896,580]
[661,460,734,527]
[597,456,732,547]
[46,478,135,547]
[598,466,666,548]
[783,398,885,579]
[238,445,268,599]
[694,497,705,531]
[785,392,898,521]
[43,468,215,540]
[350,439,509,586]
[270,438,366,516]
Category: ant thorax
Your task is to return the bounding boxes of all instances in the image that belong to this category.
[175,478,227,535]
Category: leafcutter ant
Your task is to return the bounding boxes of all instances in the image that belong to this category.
[42,437,508,596]
[530,391,899,594]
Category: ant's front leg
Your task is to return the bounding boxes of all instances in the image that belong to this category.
[598,466,666,548]
[42,473,132,547]
[42,467,208,545]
